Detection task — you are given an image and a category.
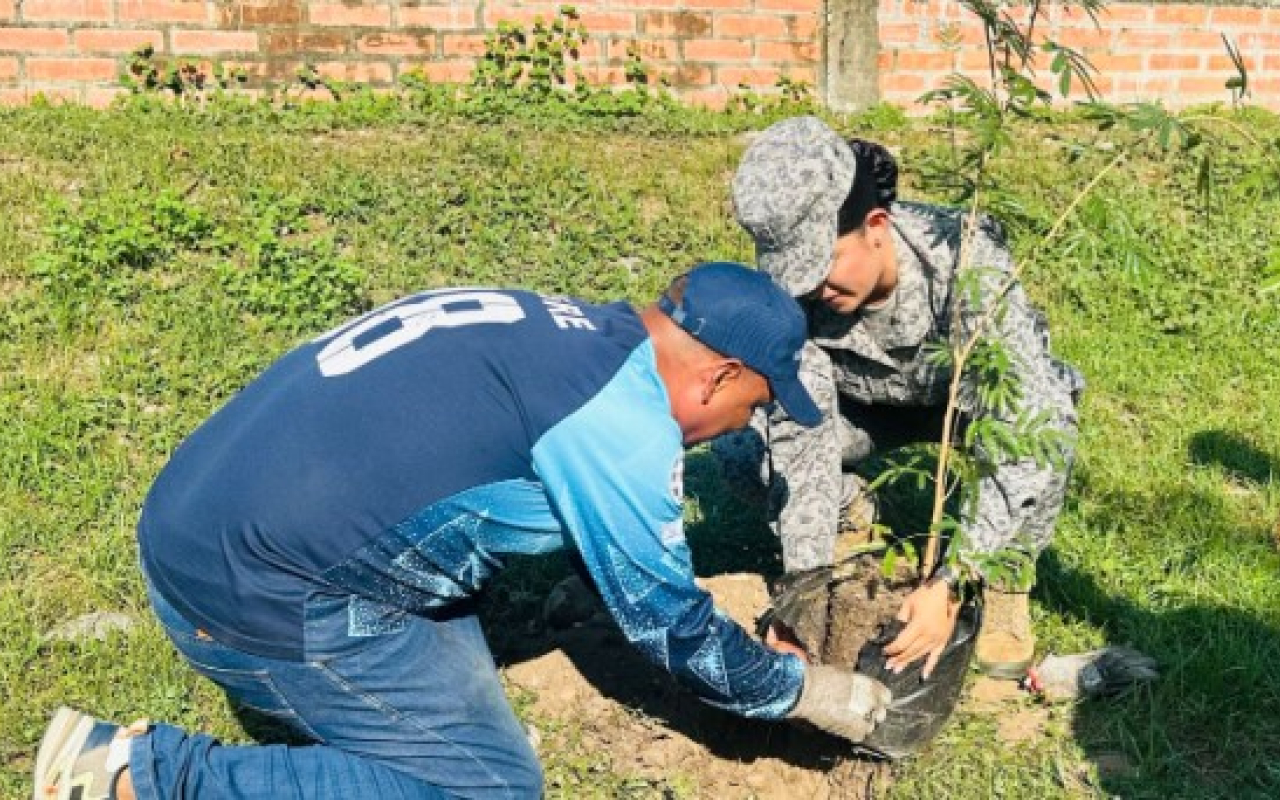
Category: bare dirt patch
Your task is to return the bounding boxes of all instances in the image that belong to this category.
[966,676,1050,745]
[497,570,1045,797]
[498,574,891,799]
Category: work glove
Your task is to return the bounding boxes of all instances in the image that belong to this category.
[1025,646,1159,702]
[789,664,892,742]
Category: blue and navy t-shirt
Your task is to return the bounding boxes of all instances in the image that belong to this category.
[139,288,803,719]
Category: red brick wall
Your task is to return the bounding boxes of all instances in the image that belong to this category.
[0,0,822,107]
[0,0,1272,109]
[878,0,1277,108]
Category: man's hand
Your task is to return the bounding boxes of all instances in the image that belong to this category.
[788,664,892,742]
[882,580,960,679]
[764,620,810,662]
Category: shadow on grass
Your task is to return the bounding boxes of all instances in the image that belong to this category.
[1188,428,1278,486]
[681,448,783,580]
[1039,478,1280,798]
[678,448,947,580]
[497,617,863,772]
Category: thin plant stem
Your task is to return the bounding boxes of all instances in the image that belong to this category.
[923,158,988,578]
[921,150,1123,577]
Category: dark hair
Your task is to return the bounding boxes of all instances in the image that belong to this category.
[835,139,899,235]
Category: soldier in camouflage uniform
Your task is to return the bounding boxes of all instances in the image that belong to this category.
[716,116,1082,679]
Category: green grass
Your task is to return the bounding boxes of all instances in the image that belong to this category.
[1,97,1278,798]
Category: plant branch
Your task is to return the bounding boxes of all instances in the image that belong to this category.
[922,149,1123,577]
[923,156,989,577]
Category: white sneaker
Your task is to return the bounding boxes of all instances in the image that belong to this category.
[33,707,140,800]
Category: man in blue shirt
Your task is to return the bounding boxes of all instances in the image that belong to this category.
[36,262,891,800]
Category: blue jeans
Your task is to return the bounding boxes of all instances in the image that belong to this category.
[129,577,542,799]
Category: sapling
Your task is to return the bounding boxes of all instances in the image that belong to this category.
[895,0,1257,588]
[870,0,1110,587]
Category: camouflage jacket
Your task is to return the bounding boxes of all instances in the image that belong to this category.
[741,201,1082,572]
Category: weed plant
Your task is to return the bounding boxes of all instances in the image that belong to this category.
[105,7,833,137]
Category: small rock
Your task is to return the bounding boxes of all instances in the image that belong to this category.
[44,611,135,643]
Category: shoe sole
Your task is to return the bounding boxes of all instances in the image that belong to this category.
[32,707,93,800]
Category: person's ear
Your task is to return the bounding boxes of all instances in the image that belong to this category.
[865,208,891,245]
[700,360,744,405]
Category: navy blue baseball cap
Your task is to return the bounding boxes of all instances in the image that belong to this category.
[658,261,821,427]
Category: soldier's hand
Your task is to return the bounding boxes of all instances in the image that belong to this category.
[883,581,960,679]
[788,664,891,743]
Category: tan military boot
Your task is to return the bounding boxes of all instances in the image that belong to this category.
[975,587,1036,679]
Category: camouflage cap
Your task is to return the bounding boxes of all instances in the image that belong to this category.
[731,116,856,297]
